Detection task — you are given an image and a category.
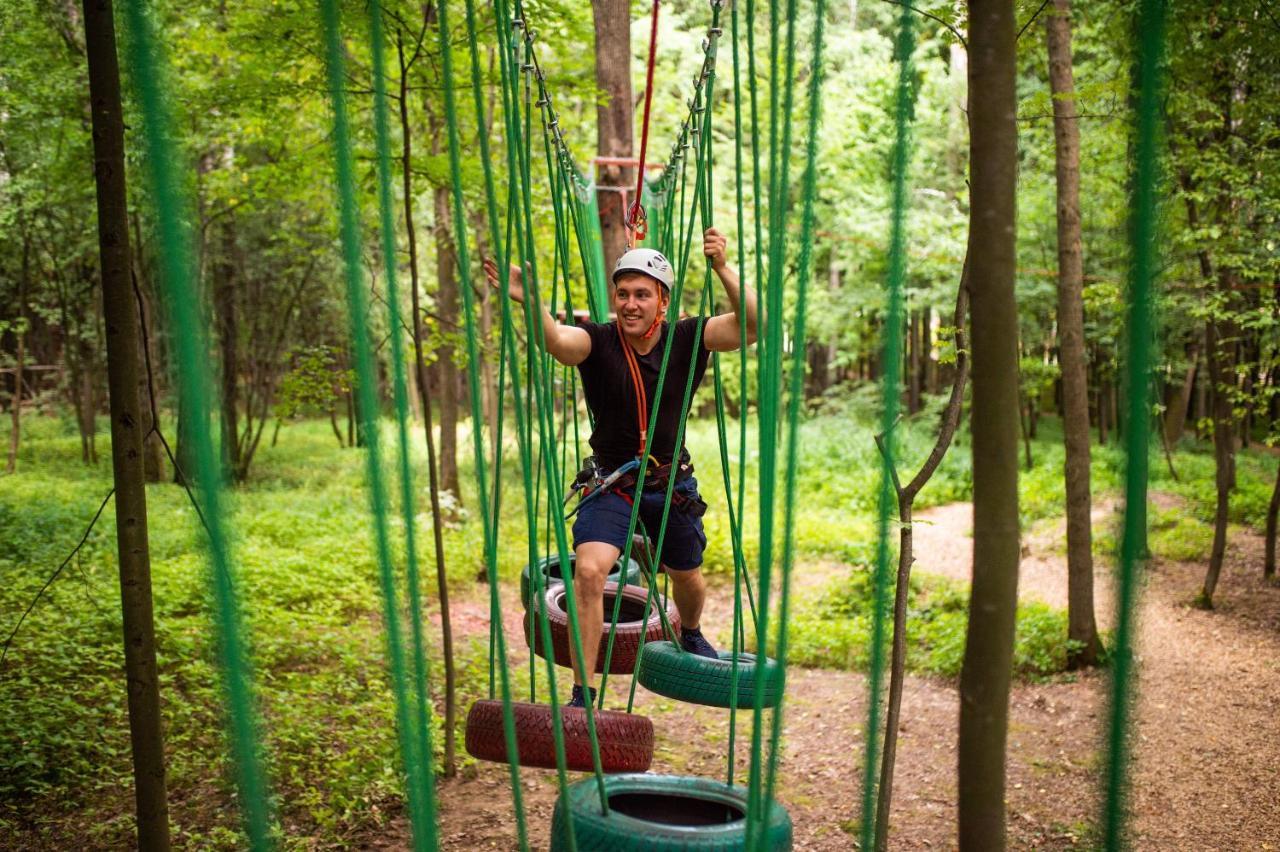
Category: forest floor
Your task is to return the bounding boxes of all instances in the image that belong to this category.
[377,493,1280,851]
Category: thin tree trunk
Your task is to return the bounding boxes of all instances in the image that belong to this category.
[130,243,164,482]
[922,305,934,394]
[1265,457,1279,580]
[214,221,241,480]
[1046,0,1100,667]
[874,263,970,851]
[1200,315,1235,608]
[959,2,1020,848]
[7,235,27,475]
[1019,390,1033,470]
[432,182,461,499]
[399,30,456,776]
[1165,342,1199,445]
[82,1,171,845]
[592,0,634,271]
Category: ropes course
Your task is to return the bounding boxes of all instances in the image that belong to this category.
[113,0,1168,847]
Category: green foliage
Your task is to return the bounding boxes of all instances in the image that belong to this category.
[787,569,1082,681]
[275,345,352,420]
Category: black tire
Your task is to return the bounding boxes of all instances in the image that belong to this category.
[520,553,643,609]
[526,582,679,675]
[464,699,654,773]
[637,641,783,709]
[550,772,792,851]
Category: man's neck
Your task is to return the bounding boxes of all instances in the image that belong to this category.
[622,323,662,356]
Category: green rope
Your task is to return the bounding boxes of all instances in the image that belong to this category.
[368,5,439,848]
[1104,0,1165,846]
[120,3,274,846]
[319,2,434,846]
[860,6,915,849]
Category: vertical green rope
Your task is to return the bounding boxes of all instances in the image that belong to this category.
[368,5,440,849]
[1103,0,1165,847]
[120,3,274,846]
[318,1,434,846]
[860,7,915,849]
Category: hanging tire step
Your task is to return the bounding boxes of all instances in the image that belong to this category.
[464,699,654,773]
[549,772,792,850]
[637,641,783,709]
[526,582,678,675]
[520,553,644,609]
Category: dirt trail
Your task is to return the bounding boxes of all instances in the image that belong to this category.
[397,495,1280,850]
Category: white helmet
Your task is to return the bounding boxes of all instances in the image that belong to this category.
[612,247,674,292]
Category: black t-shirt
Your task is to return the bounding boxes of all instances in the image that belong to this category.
[577,318,711,470]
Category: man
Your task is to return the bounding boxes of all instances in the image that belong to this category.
[484,227,757,707]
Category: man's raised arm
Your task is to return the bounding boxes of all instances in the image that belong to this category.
[484,258,592,366]
[700,227,760,353]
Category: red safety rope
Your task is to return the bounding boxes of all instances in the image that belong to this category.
[626,0,662,246]
[616,322,650,454]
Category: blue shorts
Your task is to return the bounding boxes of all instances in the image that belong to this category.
[572,476,707,570]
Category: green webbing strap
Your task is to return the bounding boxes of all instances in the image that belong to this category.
[438,0,537,845]
[745,0,801,843]
[121,3,275,847]
[765,0,826,822]
[369,5,440,849]
[1104,0,1164,847]
[319,2,435,847]
[859,6,915,849]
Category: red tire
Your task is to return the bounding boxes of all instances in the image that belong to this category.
[463,699,654,772]
[525,582,678,675]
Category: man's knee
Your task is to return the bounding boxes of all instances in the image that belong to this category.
[663,565,704,587]
[573,545,616,597]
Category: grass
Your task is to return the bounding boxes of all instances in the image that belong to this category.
[1,404,1274,847]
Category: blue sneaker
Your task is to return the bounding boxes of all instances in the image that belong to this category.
[681,627,719,659]
[566,685,597,708]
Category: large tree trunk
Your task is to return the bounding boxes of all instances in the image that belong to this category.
[958,2,1020,849]
[592,0,634,271]
[432,183,461,499]
[398,29,456,776]
[1046,0,1101,667]
[82,1,171,846]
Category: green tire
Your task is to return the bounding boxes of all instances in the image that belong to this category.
[550,772,792,851]
[637,641,783,709]
[520,553,643,609]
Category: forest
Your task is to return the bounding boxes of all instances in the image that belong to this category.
[2,0,1279,849]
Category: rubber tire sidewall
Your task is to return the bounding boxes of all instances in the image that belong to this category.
[637,641,782,709]
[526,582,678,675]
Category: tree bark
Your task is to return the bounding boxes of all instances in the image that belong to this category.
[130,223,165,482]
[213,220,241,480]
[958,2,1020,849]
[908,309,922,414]
[592,0,634,271]
[1200,315,1235,608]
[1265,457,1279,581]
[874,262,970,851]
[432,180,461,499]
[7,235,27,475]
[1046,0,1100,667]
[399,30,456,775]
[82,1,171,846]
[1165,342,1199,445]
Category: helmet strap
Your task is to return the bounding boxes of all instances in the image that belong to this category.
[642,291,669,340]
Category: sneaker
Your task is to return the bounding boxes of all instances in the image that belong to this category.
[566,684,597,708]
[680,627,719,660]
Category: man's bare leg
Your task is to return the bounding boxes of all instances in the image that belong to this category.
[664,565,706,631]
[569,541,620,689]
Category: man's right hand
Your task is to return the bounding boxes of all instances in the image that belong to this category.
[483,257,526,305]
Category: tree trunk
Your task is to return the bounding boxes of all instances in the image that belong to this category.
[432,182,461,499]
[908,309,922,414]
[1265,457,1279,581]
[1200,316,1235,608]
[874,265,970,851]
[7,235,27,475]
[130,233,165,482]
[82,1,172,845]
[399,30,456,776]
[958,2,1019,848]
[1046,0,1100,667]
[1165,342,1199,445]
[592,0,634,271]
[922,305,934,394]
[213,221,241,481]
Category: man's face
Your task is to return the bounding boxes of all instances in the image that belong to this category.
[613,273,668,336]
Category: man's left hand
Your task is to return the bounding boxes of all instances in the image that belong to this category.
[703,227,728,271]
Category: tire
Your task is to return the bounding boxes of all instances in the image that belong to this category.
[464,699,654,773]
[526,582,679,675]
[637,641,783,709]
[520,553,644,609]
[550,772,792,851]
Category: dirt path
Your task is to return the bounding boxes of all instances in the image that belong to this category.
[390,495,1280,850]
